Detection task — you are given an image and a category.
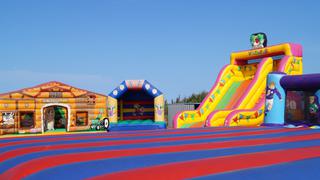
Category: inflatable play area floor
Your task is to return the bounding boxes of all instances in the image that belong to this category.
[109,119,166,131]
[0,126,320,179]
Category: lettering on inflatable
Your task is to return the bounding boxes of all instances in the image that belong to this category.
[248,49,268,56]
[42,99,68,103]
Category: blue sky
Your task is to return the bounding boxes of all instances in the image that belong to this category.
[1,0,320,101]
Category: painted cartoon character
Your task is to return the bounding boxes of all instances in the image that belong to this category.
[250,32,267,49]
[133,104,144,116]
[155,104,163,116]
[47,108,55,130]
[2,112,15,126]
[308,96,319,124]
[95,108,104,120]
[265,82,282,114]
[108,106,115,117]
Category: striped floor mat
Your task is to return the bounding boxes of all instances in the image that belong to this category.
[0,126,319,179]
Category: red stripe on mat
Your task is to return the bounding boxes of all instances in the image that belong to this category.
[1,130,318,180]
[91,145,320,180]
[0,128,298,162]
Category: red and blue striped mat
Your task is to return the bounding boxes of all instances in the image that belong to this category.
[0,126,319,179]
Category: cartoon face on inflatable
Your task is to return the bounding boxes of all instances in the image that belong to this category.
[107,106,115,117]
[2,112,15,125]
[309,96,319,115]
[250,33,267,49]
[133,104,144,116]
[155,104,163,116]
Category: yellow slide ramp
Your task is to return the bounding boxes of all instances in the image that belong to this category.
[206,57,273,127]
[173,63,257,128]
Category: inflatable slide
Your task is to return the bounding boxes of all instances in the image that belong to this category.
[174,43,303,128]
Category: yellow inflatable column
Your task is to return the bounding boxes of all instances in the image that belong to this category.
[107,96,118,124]
[154,95,165,122]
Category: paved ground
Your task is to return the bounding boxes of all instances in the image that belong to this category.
[0,126,320,180]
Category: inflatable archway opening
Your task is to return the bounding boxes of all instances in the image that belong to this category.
[107,80,166,131]
[280,74,320,127]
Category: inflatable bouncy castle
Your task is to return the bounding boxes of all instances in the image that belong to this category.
[174,33,303,128]
[264,73,320,127]
[107,80,166,131]
[0,81,107,135]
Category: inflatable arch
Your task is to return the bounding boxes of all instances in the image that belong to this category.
[107,80,166,130]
